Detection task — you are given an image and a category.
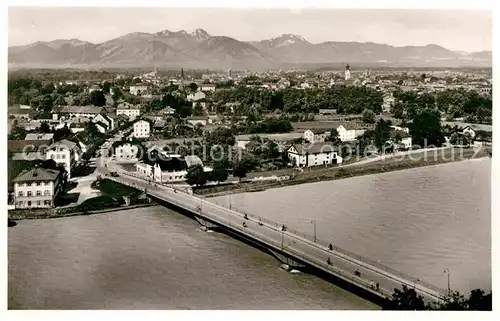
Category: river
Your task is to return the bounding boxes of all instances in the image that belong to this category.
[8,159,490,309]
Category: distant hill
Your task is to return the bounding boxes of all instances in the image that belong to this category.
[8,29,492,70]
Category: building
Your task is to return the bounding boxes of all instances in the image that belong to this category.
[345,64,351,81]
[114,142,140,161]
[133,120,151,138]
[129,84,149,96]
[382,94,395,113]
[135,154,209,184]
[462,126,477,139]
[303,129,331,144]
[92,113,116,133]
[200,84,216,92]
[287,142,343,168]
[13,167,63,209]
[390,125,409,134]
[336,125,366,142]
[116,103,141,120]
[186,116,210,127]
[8,139,52,161]
[45,139,82,178]
[88,85,101,93]
[60,105,103,119]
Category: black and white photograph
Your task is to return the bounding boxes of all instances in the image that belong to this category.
[5,1,494,313]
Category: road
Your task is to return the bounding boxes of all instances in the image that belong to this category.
[96,154,445,304]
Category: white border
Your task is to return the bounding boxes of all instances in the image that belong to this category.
[1,1,497,321]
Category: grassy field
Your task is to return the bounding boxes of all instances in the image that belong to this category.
[197,147,489,197]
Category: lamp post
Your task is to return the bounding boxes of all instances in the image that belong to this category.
[311,220,317,243]
[229,194,232,210]
[444,268,451,295]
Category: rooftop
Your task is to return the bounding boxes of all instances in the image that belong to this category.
[289,142,339,155]
[13,167,61,183]
[61,105,103,114]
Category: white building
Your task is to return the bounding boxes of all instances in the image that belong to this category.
[383,94,395,113]
[336,125,366,142]
[60,106,103,119]
[187,90,206,102]
[116,103,141,121]
[129,84,149,96]
[13,167,64,209]
[186,116,210,127]
[45,139,82,179]
[462,126,477,139]
[287,142,343,168]
[303,130,330,144]
[390,125,409,133]
[114,143,140,161]
[92,114,115,133]
[200,84,216,92]
[133,120,151,138]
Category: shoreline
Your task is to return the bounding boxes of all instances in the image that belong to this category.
[197,152,490,198]
[8,203,157,221]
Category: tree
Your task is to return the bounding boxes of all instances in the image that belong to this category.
[185,164,208,186]
[37,121,51,133]
[8,124,27,140]
[193,102,204,116]
[384,285,427,310]
[89,90,106,106]
[53,95,67,106]
[101,81,111,94]
[391,101,405,119]
[373,119,393,152]
[362,108,376,123]
[407,108,445,147]
[210,161,229,183]
[189,83,198,92]
[466,289,492,311]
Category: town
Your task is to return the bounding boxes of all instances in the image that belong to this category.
[8,65,492,214]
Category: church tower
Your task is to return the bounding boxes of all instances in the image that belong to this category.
[344,64,351,81]
[179,67,185,90]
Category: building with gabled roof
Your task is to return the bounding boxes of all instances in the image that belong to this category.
[287,142,343,167]
[13,166,64,209]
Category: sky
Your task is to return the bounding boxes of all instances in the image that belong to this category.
[8,7,492,52]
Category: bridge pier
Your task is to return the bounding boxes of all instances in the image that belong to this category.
[194,216,218,231]
[269,249,306,271]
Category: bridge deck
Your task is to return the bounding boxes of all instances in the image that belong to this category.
[102,165,446,304]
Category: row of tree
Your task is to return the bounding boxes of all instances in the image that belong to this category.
[386,285,491,310]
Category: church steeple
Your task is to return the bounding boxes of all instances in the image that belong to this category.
[180,67,185,90]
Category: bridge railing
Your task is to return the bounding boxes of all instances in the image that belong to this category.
[227,205,446,296]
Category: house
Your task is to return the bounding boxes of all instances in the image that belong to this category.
[159,106,176,115]
[135,154,209,184]
[12,167,64,209]
[336,125,366,142]
[60,105,103,119]
[287,142,343,168]
[129,84,149,96]
[462,126,476,139]
[303,129,331,144]
[92,113,115,132]
[187,90,206,102]
[116,103,141,120]
[45,139,82,178]
[114,142,140,161]
[88,85,101,93]
[200,84,216,92]
[133,120,151,138]
[390,125,409,134]
[186,116,210,127]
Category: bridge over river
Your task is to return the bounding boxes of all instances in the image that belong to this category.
[98,161,447,305]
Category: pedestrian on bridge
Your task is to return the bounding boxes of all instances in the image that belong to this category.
[329,244,333,251]
[376,282,380,291]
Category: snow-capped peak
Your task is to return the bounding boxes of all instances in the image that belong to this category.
[190,28,211,40]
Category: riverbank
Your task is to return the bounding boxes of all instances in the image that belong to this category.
[8,203,156,221]
[197,147,489,197]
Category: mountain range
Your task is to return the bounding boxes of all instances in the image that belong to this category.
[8,28,492,70]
